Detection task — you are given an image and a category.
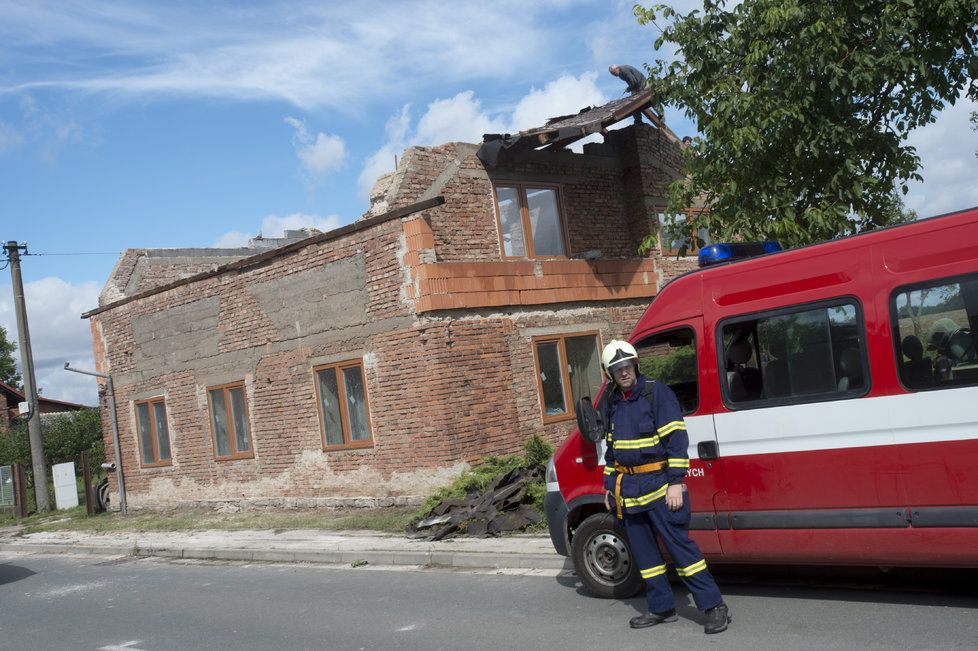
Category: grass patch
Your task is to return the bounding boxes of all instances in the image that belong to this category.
[8,506,418,536]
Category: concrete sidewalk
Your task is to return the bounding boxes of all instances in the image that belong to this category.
[0,528,570,574]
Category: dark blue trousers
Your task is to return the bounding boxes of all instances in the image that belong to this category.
[623,493,723,613]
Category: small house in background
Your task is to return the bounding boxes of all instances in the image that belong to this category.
[0,380,89,432]
[83,90,703,509]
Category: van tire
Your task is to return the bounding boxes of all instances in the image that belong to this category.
[571,512,642,599]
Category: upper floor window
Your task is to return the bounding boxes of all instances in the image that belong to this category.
[315,360,373,450]
[533,333,603,423]
[494,184,567,258]
[635,327,699,414]
[892,273,978,391]
[207,382,253,460]
[718,299,868,408]
[135,397,172,467]
[658,210,711,256]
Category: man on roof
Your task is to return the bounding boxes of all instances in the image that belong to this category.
[608,64,647,94]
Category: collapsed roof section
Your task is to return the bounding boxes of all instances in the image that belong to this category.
[477,89,673,166]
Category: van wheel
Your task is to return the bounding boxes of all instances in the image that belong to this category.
[571,512,642,599]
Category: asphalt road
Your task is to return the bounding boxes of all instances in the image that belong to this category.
[1,553,976,650]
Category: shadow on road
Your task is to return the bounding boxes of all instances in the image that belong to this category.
[0,562,36,586]
[555,564,978,611]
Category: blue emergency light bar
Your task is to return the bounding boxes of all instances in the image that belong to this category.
[698,241,782,268]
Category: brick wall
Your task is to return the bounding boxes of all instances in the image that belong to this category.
[90,123,696,509]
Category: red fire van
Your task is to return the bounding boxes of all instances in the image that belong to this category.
[544,206,978,597]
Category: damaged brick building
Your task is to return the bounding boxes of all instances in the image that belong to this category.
[84,91,701,508]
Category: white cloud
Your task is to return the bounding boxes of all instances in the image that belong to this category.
[0,278,101,406]
[905,95,978,217]
[259,212,341,236]
[284,116,346,180]
[357,106,413,198]
[212,230,251,248]
[0,1,567,111]
[211,212,343,247]
[509,72,607,132]
[357,73,609,196]
[414,92,508,145]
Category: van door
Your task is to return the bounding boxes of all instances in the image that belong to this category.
[889,271,978,523]
[633,319,723,555]
[709,298,908,563]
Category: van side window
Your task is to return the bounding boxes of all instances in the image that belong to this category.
[635,327,698,414]
[892,273,978,390]
[719,300,867,407]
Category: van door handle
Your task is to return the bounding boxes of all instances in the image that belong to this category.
[697,441,719,460]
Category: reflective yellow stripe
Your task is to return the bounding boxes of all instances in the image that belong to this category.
[640,564,667,579]
[613,435,660,450]
[622,483,669,508]
[668,458,690,468]
[657,420,686,436]
[676,559,707,577]
[603,466,615,475]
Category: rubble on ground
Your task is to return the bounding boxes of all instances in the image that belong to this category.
[404,465,544,541]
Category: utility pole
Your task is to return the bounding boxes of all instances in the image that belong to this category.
[3,241,50,512]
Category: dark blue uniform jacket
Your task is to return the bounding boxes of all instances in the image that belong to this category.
[602,375,691,515]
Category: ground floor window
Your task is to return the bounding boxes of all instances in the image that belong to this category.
[532,333,603,423]
[207,382,253,460]
[135,398,172,467]
[315,360,373,450]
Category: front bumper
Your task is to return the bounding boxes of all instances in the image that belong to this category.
[544,489,570,556]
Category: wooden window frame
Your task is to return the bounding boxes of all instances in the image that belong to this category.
[314,359,374,451]
[531,331,603,424]
[492,182,570,260]
[658,207,710,256]
[206,381,254,461]
[134,397,172,468]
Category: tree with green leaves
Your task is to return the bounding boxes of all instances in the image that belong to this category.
[0,325,21,389]
[635,0,978,251]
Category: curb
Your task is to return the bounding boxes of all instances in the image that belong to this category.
[0,541,569,571]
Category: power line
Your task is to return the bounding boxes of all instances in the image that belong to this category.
[23,251,121,256]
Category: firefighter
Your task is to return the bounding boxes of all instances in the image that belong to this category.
[601,339,731,635]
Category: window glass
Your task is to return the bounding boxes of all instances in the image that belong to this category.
[565,335,602,408]
[720,300,865,406]
[317,368,344,446]
[537,341,567,416]
[315,361,373,449]
[136,402,155,465]
[209,388,232,457]
[636,327,698,414]
[343,366,370,441]
[893,274,978,390]
[496,186,526,257]
[152,402,171,461]
[526,188,565,257]
[229,387,251,453]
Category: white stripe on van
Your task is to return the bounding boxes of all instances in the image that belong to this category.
[694,385,978,458]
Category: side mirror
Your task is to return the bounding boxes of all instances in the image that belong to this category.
[576,397,605,443]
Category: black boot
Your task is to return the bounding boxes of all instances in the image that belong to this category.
[704,602,731,634]
[629,610,677,629]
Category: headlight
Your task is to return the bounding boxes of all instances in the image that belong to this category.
[546,455,559,492]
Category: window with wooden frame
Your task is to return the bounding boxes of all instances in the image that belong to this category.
[134,397,172,467]
[493,183,568,258]
[658,209,711,256]
[314,360,373,450]
[532,332,604,423]
[207,382,253,460]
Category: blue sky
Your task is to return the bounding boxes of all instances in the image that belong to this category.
[1,0,976,406]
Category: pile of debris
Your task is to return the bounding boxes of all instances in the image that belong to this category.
[405,465,544,541]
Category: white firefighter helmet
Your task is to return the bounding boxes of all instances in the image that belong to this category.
[601,340,639,381]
